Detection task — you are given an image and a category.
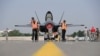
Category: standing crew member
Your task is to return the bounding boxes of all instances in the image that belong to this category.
[61,20,67,41]
[84,27,88,40]
[31,17,39,41]
[90,26,96,40]
[87,29,91,40]
[5,28,8,41]
[96,28,99,40]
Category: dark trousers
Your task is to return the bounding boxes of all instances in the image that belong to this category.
[96,34,99,40]
[32,29,38,41]
[62,29,66,41]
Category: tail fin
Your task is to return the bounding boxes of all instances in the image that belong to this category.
[35,11,41,24]
[59,11,64,24]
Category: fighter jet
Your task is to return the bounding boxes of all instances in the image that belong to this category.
[15,11,84,39]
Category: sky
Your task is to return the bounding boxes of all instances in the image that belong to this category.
[0,0,100,34]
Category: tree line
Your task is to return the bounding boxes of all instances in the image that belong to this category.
[8,30,32,36]
[7,29,85,37]
[71,30,84,37]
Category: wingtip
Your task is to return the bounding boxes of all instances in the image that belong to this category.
[81,24,84,26]
[15,25,18,27]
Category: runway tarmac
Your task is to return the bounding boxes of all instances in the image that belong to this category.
[0,40,100,56]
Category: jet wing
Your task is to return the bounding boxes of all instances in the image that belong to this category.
[15,24,31,27]
[54,23,84,27]
[15,23,45,27]
[67,24,84,27]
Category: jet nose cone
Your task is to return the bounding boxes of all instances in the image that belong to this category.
[45,11,53,21]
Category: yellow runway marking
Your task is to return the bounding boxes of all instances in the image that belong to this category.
[33,41,65,56]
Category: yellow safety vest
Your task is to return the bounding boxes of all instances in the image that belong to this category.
[61,22,67,30]
[31,20,38,29]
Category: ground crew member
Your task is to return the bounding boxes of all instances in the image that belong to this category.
[61,20,67,41]
[90,26,96,40]
[5,28,8,41]
[31,17,39,41]
[84,27,88,40]
[87,29,91,40]
[96,28,99,40]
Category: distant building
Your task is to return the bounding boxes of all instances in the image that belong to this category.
[0,29,13,37]
[0,31,4,37]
